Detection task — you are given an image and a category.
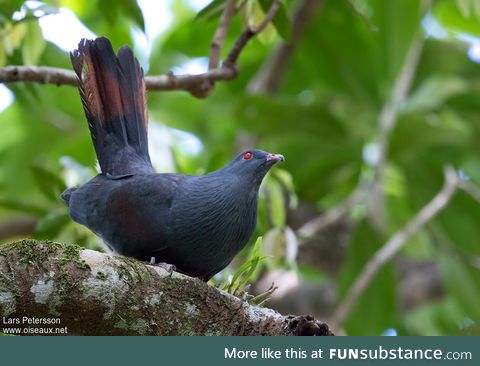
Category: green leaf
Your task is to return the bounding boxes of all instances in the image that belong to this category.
[231,255,266,295]
[195,0,226,22]
[30,165,66,202]
[452,0,480,20]
[120,0,145,32]
[3,22,27,55]
[222,237,266,294]
[97,0,145,32]
[258,0,292,42]
[0,0,24,21]
[22,21,45,65]
[434,0,480,36]
[456,0,471,18]
[249,0,276,43]
[347,0,378,31]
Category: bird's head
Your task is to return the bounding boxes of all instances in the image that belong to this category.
[224,149,285,183]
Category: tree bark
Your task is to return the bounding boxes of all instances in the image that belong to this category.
[0,240,332,336]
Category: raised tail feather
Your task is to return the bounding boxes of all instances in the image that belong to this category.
[71,37,152,176]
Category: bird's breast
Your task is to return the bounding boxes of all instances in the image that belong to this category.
[170,183,259,258]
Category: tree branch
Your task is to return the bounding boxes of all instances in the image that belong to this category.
[0,240,333,336]
[0,1,282,99]
[459,180,480,205]
[289,2,430,237]
[208,0,236,70]
[297,186,365,239]
[329,166,460,330]
[367,34,424,230]
[0,66,77,86]
[0,65,238,98]
[223,0,281,67]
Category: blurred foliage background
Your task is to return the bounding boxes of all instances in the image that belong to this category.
[1,0,480,335]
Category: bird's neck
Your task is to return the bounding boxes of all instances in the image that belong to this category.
[189,171,260,212]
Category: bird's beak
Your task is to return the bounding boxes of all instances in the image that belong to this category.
[266,153,285,163]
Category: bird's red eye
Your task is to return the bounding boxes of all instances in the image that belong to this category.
[243,152,253,160]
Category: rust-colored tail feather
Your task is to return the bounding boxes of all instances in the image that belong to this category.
[71,37,151,176]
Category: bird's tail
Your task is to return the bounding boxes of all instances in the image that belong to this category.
[70,37,152,176]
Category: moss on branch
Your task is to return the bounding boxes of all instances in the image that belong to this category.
[0,240,332,336]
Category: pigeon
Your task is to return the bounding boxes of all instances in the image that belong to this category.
[61,37,284,281]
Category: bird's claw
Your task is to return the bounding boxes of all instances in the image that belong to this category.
[149,257,176,276]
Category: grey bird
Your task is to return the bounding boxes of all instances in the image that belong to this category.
[61,37,284,281]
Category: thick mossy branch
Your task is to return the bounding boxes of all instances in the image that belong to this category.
[0,240,332,336]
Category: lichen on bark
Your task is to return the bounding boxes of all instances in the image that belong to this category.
[0,239,332,336]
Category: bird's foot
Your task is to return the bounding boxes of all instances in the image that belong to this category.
[149,257,176,276]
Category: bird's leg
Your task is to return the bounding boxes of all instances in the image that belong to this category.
[149,257,176,276]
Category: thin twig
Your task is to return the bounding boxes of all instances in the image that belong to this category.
[297,186,366,239]
[330,166,460,331]
[459,180,480,204]
[367,34,424,230]
[146,67,238,98]
[469,256,480,269]
[224,0,281,67]
[209,0,236,70]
